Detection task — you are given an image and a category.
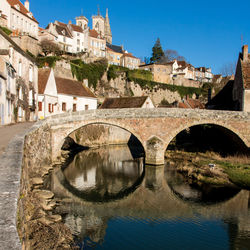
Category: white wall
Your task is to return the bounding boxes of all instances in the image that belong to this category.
[141,97,155,108]
[10,8,38,38]
[58,94,97,112]
[0,0,11,27]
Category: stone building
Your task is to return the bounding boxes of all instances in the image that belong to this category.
[0,0,40,55]
[121,52,141,70]
[92,8,112,44]
[88,29,106,59]
[233,45,250,112]
[0,28,38,125]
[38,68,97,119]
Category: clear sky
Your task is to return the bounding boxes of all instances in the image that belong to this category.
[29,0,250,74]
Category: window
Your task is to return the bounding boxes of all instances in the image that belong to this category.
[77,39,80,45]
[29,66,33,82]
[38,102,42,111]
[19,87,22,100]
[62,102,66,111]
[73,104,77,112]
[48,103,52,113]
[63,36,66,43]
[85,105,89,110]
[18,61,22,76]
[18,106,22,117]
[29,90,33,106]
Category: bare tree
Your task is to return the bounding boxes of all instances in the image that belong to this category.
[220,62,236,76]
[40,40,62,56]
[160,49,186,63]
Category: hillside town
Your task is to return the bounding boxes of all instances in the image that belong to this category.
[0,0,249,126]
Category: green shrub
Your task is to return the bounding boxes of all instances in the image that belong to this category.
[71,59,108,89]
[0,26,12,36]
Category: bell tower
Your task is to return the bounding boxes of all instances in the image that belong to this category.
[92,6,105,37]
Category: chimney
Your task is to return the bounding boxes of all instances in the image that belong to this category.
[68,20,72,24]
[242,45,248,61]
[24,0,29,11]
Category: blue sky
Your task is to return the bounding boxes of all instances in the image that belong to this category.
[30,0,250,74]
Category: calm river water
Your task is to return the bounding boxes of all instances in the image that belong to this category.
[49,145,250,250]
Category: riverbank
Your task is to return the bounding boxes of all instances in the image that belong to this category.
[165,150,250,189]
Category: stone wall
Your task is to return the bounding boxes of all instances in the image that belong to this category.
[18,121,75,249]
[70,124,131,147]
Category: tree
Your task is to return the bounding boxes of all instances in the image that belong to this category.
[40,39,62,56]
[162,49,186,63]
[220,62,236,76]
[150,38,164,63]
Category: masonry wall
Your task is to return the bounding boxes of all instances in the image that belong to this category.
[244,89,250,112]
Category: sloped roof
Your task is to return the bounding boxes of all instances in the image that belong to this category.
[241,61,250,89]
[89,29,100,39]
[99,96,149,109]
[0,28,36,63]
[106,43,123,54]
[178,98,204,109]
[55,77,96,98]
[123,53,138,59]
[55,24,72,38]
[7,0,38,23]
[38,68,51,94]
[70,24,83,33]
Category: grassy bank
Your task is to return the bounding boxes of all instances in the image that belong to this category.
[166,151,250,189]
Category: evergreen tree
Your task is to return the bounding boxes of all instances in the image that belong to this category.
[150,38,164,63]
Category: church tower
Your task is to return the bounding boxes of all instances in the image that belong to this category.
[92,6,105,37]
[76,15,89,29]
[104,8,112,44]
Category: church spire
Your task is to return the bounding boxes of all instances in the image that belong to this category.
[104,8,112,44]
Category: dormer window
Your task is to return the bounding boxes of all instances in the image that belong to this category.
[15,4,20,10]
[62,30,65,35]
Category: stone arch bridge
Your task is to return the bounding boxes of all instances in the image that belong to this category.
[46,108,250,165]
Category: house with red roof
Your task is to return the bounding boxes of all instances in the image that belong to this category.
[1,0,38,39]
[38,68,97,119]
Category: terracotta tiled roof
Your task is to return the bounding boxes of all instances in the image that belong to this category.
[56,21,67,28]
[123,53,138,59]
[38,68,51,94]
[55,77,96,98]
[55,25,72,38]
[6,0,38,23]
[241,61,250,89]
[99,96,149,109]
[89,29,100,39]
[70,24,83,33]
[178,98,204,109]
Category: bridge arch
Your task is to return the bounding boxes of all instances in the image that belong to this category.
[60,121,146,154]
[164,121,249,153]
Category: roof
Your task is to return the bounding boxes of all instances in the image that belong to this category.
[55,24,72,38]
[99,96,149,109]
[241,61,250,89]
[89,29,101,39]
[106,43,124,54]
[38,68,51,94]
[70,24,83,33]
[178,98,204,109]
[0,28,36,64]
[123,53,138,59]
[38,68,96,98]
[55,77,96,98]
[6,0,38,23]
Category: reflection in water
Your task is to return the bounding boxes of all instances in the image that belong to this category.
[165,166,241,204]
[60,145,144,202]
[50,145,250,249]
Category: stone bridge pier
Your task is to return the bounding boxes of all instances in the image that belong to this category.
[46,108,250,165]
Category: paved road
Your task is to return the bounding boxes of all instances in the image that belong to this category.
[0,122,35,249]
[0,122,34,156]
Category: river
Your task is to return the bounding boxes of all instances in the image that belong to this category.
[47,145,250,249]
